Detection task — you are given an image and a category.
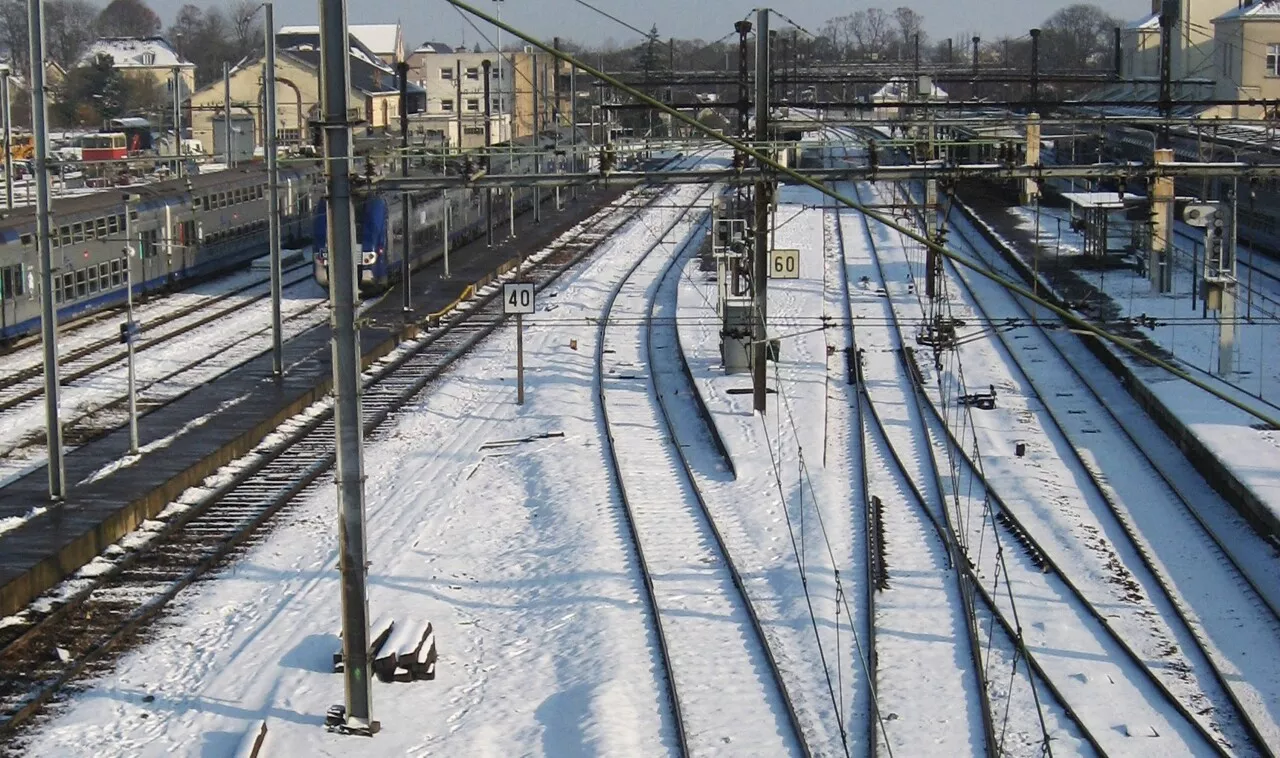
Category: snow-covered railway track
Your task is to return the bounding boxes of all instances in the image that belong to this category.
[941,200,1280,757]
[0,189,667,744]
[595,185,808,757]
[852,172,1232,756]
[0,265,318,417]
[829,189,998,758]
[0,262,315,396]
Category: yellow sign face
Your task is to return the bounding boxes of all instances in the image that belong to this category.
[770,249,799,279]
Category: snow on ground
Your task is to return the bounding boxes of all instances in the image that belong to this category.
[831,199,996,757]
[674,184,870,755]
[0,274,330,494]
[989,201,1280,532]
[13,184,729,757]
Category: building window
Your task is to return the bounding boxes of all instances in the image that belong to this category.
[440,67,453,80]
[140,52,155,65]
[466,98,479,111]
[463,126,484,135]
[465,67,479,80]
[491,66,500,79]
[1268,44,1280,76]
[440,98,454,112]
[492,98,501,112]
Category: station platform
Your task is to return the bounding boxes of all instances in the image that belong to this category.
[0,188,623,618]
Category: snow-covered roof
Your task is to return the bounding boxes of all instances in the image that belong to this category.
[79,37,193,69]
[1125,12,1160,30]
[871,77,948,102]
[414,41,454,54]
[280,23,401,55]
[1214,0,1280,22]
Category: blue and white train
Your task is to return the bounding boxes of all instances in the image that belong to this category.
[0,164,324,343]
[313,185,542,294]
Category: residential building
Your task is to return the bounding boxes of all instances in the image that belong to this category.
[186,33,424,159]
[1122,0,1236,88]
[1210,0,1280,116]
[78,37,196,101]
[407,44,573,148]
[279,23,403,65]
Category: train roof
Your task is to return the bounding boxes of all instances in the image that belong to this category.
[0,162,321,236]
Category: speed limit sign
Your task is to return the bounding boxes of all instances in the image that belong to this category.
[503,282,535,314]
[770,249,800,279]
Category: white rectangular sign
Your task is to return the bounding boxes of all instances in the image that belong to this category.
[503,282,535,314]
[770,249,800,279]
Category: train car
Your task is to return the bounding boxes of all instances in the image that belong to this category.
[80,133,128,163]
[0,163,324,342]
[313,185,535,295]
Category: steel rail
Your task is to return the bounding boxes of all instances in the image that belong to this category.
[0,186,668,741]
[946,199,1280,756]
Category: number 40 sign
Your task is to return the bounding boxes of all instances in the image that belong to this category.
[503,282,535,314]
[770,249,800,279]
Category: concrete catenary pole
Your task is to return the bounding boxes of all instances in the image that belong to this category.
[752,7,770,414]
[1,66,12,210]
[264,2,284,376]
[29,0,64,499]
[319,0,373,730]
[398,60,412,313]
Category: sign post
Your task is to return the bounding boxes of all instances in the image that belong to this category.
[503,282,535,404]
[770,249,800,279]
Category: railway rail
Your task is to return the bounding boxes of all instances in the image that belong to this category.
[594,182,809,756]
[0,263,317,412]
[943,197,1280,756]
[0,186,670,744]
[844,157,1236,755]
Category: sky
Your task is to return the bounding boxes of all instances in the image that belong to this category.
[147,0,1154,52]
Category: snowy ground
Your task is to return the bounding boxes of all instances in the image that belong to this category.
[10,183,719,757]
[0,268,329,503]
[985,201,1280,530]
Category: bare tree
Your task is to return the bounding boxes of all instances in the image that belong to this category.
[46,0,100,66]
[892,6,927,61]
[228,0,264,61]
[96,0,160,38]
[0,0,29,72]
[1042,3,1119,71]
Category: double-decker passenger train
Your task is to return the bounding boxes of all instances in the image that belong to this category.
[0,163,324,342]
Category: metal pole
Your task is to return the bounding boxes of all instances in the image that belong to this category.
[172,65,183,178]
[454,60,462,152]
[1030,28,1041,111]
[752,7,769,414]
[532,56,540,224]
[264,3,284,376]
[570,64,577,201]
[223,61,233,167]
[971,36,980,101]
[319,0,373,731]
[553,37,561,211]
[516,312,524,404]
[2,68,12,209]
[29,0,63,499]
[443,195,451,278]
[124,197,138,454]
[398,60,411,313]
[483,58,493,247]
